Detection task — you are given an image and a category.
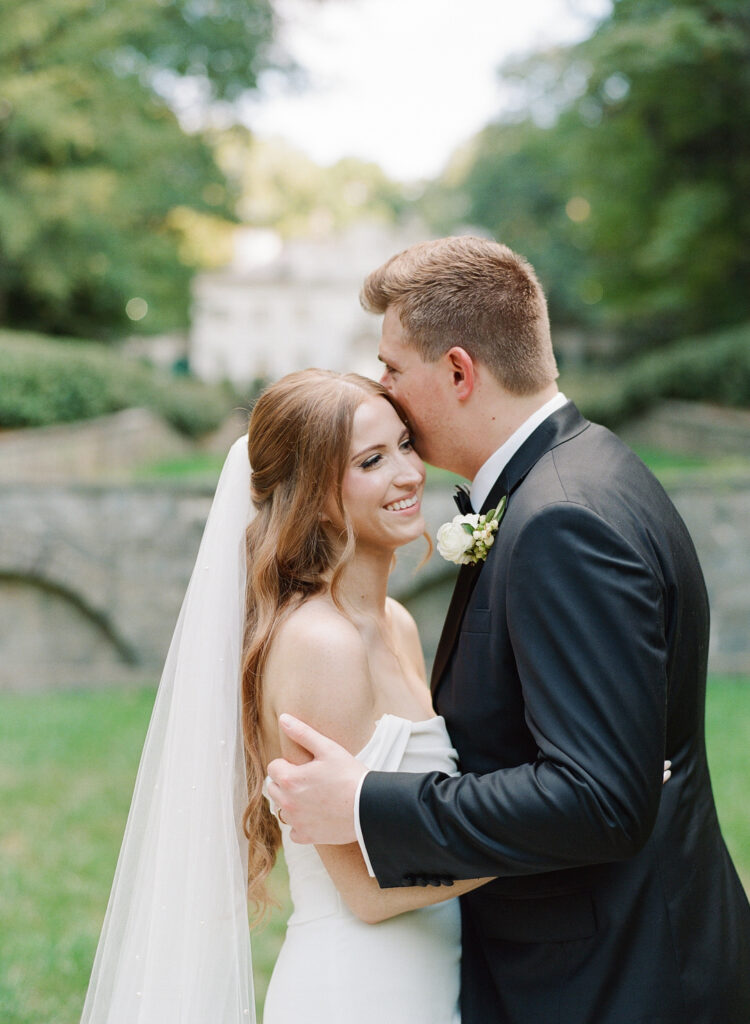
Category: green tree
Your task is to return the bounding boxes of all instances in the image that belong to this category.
[0,0,277,339]
[424,119,595,328]
[215,130,409,238]
[570,0,750,343]
[436,0,750,348]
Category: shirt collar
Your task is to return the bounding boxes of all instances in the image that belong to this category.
[469,392,568,512]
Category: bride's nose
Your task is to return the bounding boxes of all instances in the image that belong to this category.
[393,455,424,489]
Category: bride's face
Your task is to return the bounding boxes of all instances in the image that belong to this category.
[329,396,426,550]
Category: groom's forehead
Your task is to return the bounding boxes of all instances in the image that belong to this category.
[378,322,412,365]
[377,338,399,365]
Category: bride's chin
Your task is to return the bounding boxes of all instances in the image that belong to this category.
[395,519,427,546]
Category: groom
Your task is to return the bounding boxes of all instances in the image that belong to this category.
[268,236,750,1023]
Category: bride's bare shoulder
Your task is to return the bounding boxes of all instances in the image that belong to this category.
[263,598,374,753]
[272,597,365,666]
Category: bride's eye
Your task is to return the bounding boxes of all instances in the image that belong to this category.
[399,437,415,452]
[360,453,382,470]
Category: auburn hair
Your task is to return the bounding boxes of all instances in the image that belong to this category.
[360,235,558,394]
[240,369,408,918]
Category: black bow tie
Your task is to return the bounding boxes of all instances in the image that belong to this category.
[453,484,473,515]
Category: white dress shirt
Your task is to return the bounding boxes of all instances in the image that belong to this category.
[354,391,569,875]
[470,391,568,512]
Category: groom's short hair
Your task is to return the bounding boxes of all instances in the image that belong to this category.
[361,235,558,395]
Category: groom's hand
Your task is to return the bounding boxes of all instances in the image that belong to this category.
[266,714,367,845]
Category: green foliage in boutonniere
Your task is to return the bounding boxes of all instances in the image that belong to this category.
[436,496,507,565]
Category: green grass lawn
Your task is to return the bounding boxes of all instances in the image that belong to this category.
[135,454,466,490]
[631,446,750,486]
[1,680,748,1023]
[133,445,750,493]
[134,451,226,485]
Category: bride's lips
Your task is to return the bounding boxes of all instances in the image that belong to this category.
[383,493,421,514]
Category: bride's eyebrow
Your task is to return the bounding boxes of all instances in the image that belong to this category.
[350,443,385,463]
[350,429,409,463]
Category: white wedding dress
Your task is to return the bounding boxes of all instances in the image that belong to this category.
[262,714,461,1024]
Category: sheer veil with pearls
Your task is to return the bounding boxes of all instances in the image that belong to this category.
[81,435,257,1023]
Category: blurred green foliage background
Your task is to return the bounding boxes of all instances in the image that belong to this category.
[0,0,277,339]
[1,0,748,362]
[423,0,750,353]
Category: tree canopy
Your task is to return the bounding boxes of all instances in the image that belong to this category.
[0,0,278,339]
[216,130,408,237]
[427,0,750,349]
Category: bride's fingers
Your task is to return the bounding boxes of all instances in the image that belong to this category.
[663,759,672,785]
[266,766,299,813]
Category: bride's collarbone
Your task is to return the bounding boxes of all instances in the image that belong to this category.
[328,604,432,721]
[366,653,433,722]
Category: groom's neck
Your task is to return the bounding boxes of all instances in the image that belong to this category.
[442,382,560,480]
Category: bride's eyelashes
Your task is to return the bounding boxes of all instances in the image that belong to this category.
[359,437,416,471]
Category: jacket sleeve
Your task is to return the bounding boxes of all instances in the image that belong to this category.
[360,502,670,887]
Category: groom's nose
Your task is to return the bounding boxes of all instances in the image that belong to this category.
[378,368,394,393]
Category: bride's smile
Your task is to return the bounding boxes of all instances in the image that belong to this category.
[384,492,419,513]
[327,395,427,550]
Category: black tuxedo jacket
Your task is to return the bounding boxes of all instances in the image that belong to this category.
[360,403,750,1024]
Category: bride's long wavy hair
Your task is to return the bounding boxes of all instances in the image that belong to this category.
[241,369,409,917]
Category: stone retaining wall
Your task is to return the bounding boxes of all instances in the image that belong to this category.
[0,407,250,483]
[621,401,750,457]
[1,475,748,692]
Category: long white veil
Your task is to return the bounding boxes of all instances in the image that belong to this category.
[81,435,256,1023]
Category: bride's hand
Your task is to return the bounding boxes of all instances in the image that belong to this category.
[266,714,367,845]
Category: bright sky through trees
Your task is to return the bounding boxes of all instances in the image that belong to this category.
[240,0,610,180]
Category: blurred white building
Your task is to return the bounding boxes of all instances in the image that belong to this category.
[189,220,429,384]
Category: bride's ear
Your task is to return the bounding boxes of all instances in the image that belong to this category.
[444,347,475,401]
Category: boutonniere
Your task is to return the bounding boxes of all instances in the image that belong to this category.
[436,496,507,565]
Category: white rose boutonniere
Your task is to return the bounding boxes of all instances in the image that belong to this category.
[436,496,507,566]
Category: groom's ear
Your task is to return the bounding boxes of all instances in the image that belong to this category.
[445,347,475,400]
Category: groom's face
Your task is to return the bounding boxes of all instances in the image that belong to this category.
[378,306,450,468]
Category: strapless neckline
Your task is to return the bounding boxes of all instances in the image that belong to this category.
[263,714,457,811]
[356,713,448,757]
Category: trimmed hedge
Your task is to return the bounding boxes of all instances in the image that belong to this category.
[577,322,750,428]
[3,321,748,440]
[0,330,235,437]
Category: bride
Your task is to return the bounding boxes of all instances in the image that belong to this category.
[81,369,490,1024]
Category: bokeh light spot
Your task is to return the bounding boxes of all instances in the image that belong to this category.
[566,197,591,222]
[125,297,149,321]
[603,73,630,103]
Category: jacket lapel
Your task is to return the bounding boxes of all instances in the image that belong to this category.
[430,401,589,695]
[430,561,483,694]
